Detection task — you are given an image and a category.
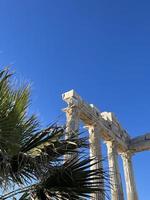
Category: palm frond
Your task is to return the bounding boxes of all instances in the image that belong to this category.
[0,68,40,187]
[29,157,107,200]
[1,157,109,200]
[23,126,88,159]
[0,68,39,156]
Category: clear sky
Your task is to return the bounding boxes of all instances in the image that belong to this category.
[0,0,150,199]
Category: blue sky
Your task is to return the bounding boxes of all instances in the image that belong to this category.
[0,0,150,199]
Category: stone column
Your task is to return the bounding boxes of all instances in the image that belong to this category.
[63,104,80,160]
[86,125,105,200]
[121,152,138,200]
[65,106,80,134]
[105,140,124,200]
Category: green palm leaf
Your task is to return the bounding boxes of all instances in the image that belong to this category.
[1,157,108,200]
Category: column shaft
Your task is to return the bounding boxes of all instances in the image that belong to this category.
[65,106,79,133]
[64,106,80,160]
[106,141,124,200]
[88,126,105,200]
[121,153,138,200]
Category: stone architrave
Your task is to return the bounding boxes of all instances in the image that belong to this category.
[121,152,138,200]
[105,140,124,200]
[87,125,105,200]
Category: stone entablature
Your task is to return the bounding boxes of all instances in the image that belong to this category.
[62,90,131,152]
[129,133,150,153]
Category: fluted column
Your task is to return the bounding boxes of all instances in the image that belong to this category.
[65,105,80,134]
[121,152,138,200]
[64,105,80,159]
[105,141,124,200]
[86,125,105,200]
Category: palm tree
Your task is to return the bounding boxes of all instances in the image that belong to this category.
[0,68,108,200]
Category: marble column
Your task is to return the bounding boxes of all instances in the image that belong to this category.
[65,105,80,134]
[121,152,138,200]
[64,105,80,160]
[87,125,105,200]
[105,141,124,200]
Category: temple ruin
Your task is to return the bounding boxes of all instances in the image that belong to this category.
[62,89,150,200]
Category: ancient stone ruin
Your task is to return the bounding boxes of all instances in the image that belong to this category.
[62,90,149,200]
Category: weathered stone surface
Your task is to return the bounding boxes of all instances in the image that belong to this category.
[62,90,130,152]
[101,112,130,152]
[121,152,138,200]
[62,90,144,200]
[86,125,105,200]
[105,140,124,200]
[63,95,80,160]
[129,133,150,153]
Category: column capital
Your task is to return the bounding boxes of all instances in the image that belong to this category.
[104,140,116,149]
[120,151,133,160]
[63,105,81,117]
[84,123,102,132]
